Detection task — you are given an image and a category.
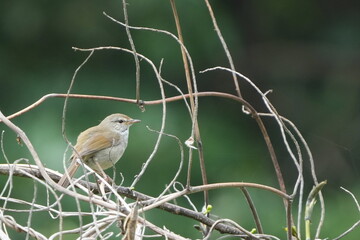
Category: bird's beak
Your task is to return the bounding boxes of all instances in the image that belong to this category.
[129,119,141,125]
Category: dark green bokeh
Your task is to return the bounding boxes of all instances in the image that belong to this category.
[1,0,359,239]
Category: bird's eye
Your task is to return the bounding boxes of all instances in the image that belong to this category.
[117,119,125,123]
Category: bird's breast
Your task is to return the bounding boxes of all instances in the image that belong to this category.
[84,133,129,171]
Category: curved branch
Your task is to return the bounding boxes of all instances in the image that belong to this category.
[0,163,290,236]
[2,91,248,122]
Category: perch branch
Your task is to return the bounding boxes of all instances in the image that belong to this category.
[0,163,291,236]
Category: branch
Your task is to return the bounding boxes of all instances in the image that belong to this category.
[122,0,142,108]
[0,163,290,236]
[204,0,241,98]
[2,91,251,121]
[169,1,209,225]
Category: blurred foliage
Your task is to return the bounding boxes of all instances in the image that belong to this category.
[0,0,359,239]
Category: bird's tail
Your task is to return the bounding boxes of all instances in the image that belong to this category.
[58,159,80,187]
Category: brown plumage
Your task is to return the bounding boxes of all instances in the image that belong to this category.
[58,113,140,187]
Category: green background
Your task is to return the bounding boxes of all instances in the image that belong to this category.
[1,0,359,239]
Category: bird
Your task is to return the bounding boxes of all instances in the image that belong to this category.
[58,113,140,187]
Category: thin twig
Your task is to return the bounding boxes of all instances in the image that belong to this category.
[330,187,360,240]
[203,0,241,98]
[129,56,167,189]
[103,11,199,113]
[0,214,47,240]
[25,180,38,240]
[204,218,263,240]
[2,91,253,121]
[286,199,293,240]
[146,126,184,201]
[332,220,360,240]
[121,0,142,109]
[200,67,287,195]
[240,187,263,234]
[60,50,94,238]
[340,187,360,213]
[169,2,208,211]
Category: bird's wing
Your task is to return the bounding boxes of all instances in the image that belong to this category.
[72,127,120,159]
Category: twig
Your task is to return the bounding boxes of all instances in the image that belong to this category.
[200,67,288,200]
[204,218,283,240]
[146,126,184,201]
[340,187,360,213]
[286,199,293,240]
[258,112,305,235]
[60,51,94,238]
[240,187,263,234]
[204,218,261,240]
[169,2,208,214]
[0,91,238,121]
[128,56,167,189]
[0,213,47,240]
[121,0,142,109]
[26,179,38,240]
[330,187,360,240]
[102,12,198,98]
[62,50,94,139]
[332,220,360,240]
[203,0,241,98]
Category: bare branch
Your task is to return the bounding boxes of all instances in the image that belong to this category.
[169,1,209,224]
[240,187,263,234]
[0,163,290,236]
[204,0,241,98]
[122,0,142,108]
